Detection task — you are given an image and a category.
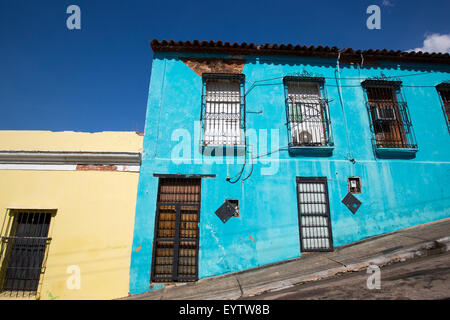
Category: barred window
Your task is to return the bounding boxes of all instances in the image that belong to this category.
[436,83,450,132]
[201,74,245,146]
[362,80,417,150]
[283,77,332,148]
[0,210,53,295]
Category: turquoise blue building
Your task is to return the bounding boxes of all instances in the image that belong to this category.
[129,40,450,295]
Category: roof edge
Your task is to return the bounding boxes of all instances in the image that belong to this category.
[150,39,450,65]
[0,151,142,165]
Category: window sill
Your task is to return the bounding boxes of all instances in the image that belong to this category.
[288,145,334,157]
[200,144,246,157]
[375,147,418,159]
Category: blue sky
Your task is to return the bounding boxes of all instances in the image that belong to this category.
[1,0,449,132]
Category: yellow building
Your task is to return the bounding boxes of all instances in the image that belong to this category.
[0,131,143,300]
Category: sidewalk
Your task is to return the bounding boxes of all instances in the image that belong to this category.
[123,218,450,300]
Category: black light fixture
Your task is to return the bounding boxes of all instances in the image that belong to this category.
[215,199,240,223]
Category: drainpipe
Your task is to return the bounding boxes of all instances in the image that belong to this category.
[335,50,356,170]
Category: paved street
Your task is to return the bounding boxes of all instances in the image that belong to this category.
[242,251,450,300]
[123,219,450,300]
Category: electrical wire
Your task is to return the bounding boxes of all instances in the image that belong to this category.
[227,146,247,184]
[244,71,442,98]
[242,146,254,182]
[325,84,442,88]
[252,146,289,160]
[234,67,445,183]
[246,81,445,91]
[245,76,287,97]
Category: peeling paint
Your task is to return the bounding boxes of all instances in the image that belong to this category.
[181,57,245,76]
[76,164,118,171]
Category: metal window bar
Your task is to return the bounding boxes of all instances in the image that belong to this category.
[201,74,246,146]
[0,211,52,295]
[296,177,333,252]
[151,178,201,283]
[364,85,417,149]
[284,79,332,147]
[437,86,450,132]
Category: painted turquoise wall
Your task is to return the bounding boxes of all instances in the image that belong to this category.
[129,51,450,295]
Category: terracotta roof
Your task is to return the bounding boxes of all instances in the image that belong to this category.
[150,39,450,65]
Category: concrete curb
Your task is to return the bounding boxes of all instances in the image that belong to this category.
[122,231,450,300]
[232,236,450,300]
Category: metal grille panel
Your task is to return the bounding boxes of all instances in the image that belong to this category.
[0,211,52,293]
[287,82,325,146]
[152,178,201,282]
[365,86,416,149]
[296,177,333,252]
[284,79,333,148]
[437,87,450,130]
[201,75,245,146]
[157,178,201,204]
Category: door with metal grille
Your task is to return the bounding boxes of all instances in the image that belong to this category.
[0,211,52,292]
[296,177,333,252]
[151,178,201,282]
